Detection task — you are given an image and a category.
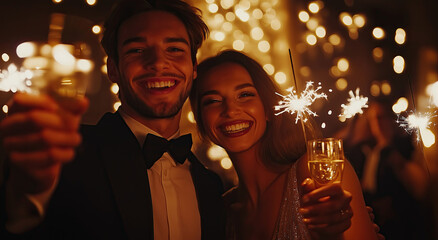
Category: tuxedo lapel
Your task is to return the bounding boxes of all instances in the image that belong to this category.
[189,153,226,240]
[96,112,153,240]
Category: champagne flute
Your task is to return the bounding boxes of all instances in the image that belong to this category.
[307,138,345,187]
[19,41,93,106]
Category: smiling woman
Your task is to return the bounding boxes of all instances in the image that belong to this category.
[190,50,380,240]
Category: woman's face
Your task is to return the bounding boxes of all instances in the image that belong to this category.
[198,62,267,153]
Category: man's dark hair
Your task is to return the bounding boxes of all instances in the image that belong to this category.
[101,0,209,64]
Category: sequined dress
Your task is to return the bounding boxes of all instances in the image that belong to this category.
[225,163,311,240]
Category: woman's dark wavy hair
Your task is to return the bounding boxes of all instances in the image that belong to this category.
[190,50,310,164]
[101,0,209,64]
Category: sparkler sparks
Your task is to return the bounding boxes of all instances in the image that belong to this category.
[339,88,368,121]
[397,111,437,142]
[275,81,327,123]
[0,64,32,93]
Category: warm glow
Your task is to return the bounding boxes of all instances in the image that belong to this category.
[2,105,8,114]
[337,58,349,72]
[52,0,62,3]
[298,11,310,22]
[300,66,311,77]
[308,2,320,13]
[232,40,245,51]
[372,27,385,39]
[329,34,341,45]
[322,43,334,54]
[187,111,196,123]
[208,3,219,13]
[306,34,317,45]
[372,47,384,62]
[101,64,107,74]
[111,83,119,94]
[263,64,275,75]
[207,145,228,160]
[420,128,435,148]
[353,14,366,28]
[86,0,96,6]
[226,12,236,21]
[258,41,270,52]
[113,101,121,111]
[274,72,287,84]
[220,157,233,169]
[220,0,234,9]
[426,81,438,107]
[315,26,326,38]
[213,31,225,41]
[330,66,341,77]
[235,8,250,22]
[271,19,281,30]
[392,97,408,114]
[16,42,37,58]
[370,82,380,96]
[252,8,263,19]
[251,27,264,40]
[381,81,391,95]
[76,59,93,73]
[1,53,9,62]
[340,12,353,26]
[222,22,233,32]
[393,55,405,74]
[306,19,318,31]
[335,78,348,91]
[238,0,251,10]
[395,28,406,45]
[92,25,102,34]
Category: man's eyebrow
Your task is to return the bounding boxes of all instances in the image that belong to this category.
[201,83,255,97]
[121,37,145,46]
[164,37,189,46]
[121,37,189,47]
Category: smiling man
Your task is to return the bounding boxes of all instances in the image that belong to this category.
[0,0,225,239]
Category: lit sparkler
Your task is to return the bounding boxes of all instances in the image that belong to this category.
[397,111,437,142]
[0,63,32,93]
[275,81,327,123]
[339,88,368,121]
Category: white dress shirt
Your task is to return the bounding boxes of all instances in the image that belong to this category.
[117,109,202,240]
[6,110,201,240]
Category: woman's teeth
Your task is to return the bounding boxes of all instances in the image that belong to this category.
[223,122,250,133]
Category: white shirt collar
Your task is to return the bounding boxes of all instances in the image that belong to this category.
[118,107,181,146]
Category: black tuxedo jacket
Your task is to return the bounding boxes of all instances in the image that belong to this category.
[1,112,226,240]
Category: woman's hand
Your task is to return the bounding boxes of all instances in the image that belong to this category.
[300,178,353,239]
[0,93,89,194]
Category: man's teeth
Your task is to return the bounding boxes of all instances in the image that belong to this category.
[147,81,175,89]
[224,122,250,133]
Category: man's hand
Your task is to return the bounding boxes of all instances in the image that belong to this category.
[1,93,88,194]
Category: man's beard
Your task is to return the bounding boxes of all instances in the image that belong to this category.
[124,89,187,119]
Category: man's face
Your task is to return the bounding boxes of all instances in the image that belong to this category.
[111,10,196,118]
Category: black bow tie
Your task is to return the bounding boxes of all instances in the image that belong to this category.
[142,133,192,169]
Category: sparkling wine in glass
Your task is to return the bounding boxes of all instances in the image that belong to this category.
[307,138,345,186]
[19,42,93,105]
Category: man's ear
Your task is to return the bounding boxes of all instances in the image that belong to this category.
[193,61,198,79]
[107,58,119,83]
